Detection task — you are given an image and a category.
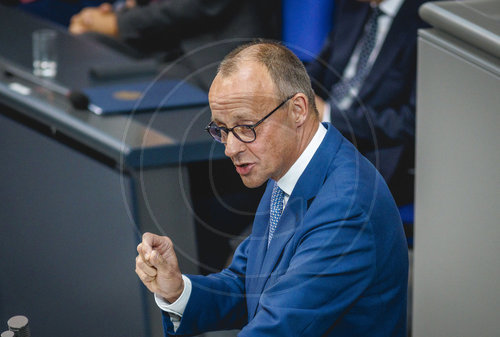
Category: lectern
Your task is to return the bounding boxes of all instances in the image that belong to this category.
[413,1,500,336]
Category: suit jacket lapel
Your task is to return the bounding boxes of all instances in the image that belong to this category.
[253,195,306,291]
[245,182,272,317]
[246,124,343,319]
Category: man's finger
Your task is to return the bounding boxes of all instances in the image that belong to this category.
[142,232,164,247]
[135,266,155,283]
[70,14,81,24]
[69,23,87,35]
[81,12,93,26]
[80,8,99,26]
[137,242,152,256]
[141,232,156,247]
[144,233,174,254]
[136,255,158,277]
[148,249,171,271]
[137,243,154,267]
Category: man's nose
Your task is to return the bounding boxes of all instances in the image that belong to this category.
[224,132,245,158]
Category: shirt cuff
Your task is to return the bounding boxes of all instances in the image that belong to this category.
[154,275,192,331]
[322,101,332,124]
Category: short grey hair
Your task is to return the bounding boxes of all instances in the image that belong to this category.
[217,41,318,115]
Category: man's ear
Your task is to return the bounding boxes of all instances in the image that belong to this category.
[290,93,308,126]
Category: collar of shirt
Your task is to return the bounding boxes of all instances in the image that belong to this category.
[275,123,327,205]
[376,0,405,18]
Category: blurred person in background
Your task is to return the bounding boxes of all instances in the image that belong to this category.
[69,0,281,89]
[308,0,431,207]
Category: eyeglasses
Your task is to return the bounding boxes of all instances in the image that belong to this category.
[205,94,295,144]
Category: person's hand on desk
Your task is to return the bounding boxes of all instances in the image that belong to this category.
[69,3,119,37]
[69,13,88,35]
[135,232,184,303]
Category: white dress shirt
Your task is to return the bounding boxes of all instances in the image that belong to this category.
[323,0,405,122]
[155,123,327,331]
[275,123,327,205]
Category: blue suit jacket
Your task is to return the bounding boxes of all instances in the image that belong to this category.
[163,124,408,336]
[307,0,430,205]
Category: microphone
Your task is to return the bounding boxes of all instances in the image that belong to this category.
[67,90,90,110]
[1,57,90,110]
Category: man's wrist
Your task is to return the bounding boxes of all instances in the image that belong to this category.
[165,276,185,303]
[155,275,192,318]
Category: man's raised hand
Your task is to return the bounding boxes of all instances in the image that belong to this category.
[135,233,184,303]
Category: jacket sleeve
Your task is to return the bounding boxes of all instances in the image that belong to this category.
[162,236,250,335]
[117,0,236,41]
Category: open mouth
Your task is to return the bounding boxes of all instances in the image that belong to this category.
[235,163,254,175]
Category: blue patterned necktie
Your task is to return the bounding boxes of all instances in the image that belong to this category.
[268,182,285,247]
[330,6,383,106]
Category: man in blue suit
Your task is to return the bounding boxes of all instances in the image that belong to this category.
[135,42,408,336]
[308,0,429,206]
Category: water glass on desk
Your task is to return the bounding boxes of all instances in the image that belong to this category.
[32,29,57,78]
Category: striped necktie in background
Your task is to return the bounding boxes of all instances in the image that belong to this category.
[329,6,383,107]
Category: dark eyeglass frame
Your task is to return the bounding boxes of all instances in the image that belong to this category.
[204,94,296,144]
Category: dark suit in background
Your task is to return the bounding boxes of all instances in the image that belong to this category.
[117,0,281,89]
[308,0,428,205]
